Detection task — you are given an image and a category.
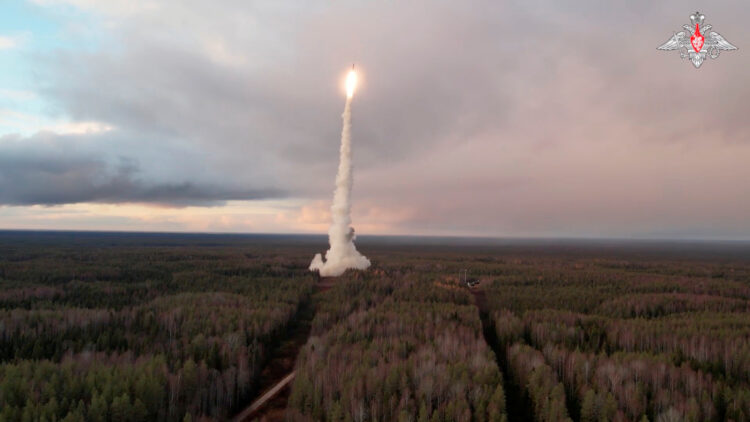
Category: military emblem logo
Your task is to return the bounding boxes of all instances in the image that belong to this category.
[658,12,737,68]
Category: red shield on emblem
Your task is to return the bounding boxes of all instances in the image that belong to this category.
[690,24,704,53]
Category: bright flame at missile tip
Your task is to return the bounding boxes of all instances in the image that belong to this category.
[346,69,357,98]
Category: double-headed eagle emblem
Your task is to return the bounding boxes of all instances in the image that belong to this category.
[658,12,737,68]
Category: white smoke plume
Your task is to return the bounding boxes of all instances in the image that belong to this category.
[309,94,371,277]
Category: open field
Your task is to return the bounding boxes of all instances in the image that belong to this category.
[1,231,749,421]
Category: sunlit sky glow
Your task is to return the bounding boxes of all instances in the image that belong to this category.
[1,1,749,239]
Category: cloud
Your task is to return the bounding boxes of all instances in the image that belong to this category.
[0,132,284,206]
[0,36,20,50]
[0,109,113,136]
[0,89,36,102]
[8,0,750,237]
[28,0,157,16]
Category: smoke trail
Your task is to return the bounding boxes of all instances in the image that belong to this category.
[309,95,371,277]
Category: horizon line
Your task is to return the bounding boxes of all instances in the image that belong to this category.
[1,228,749,244]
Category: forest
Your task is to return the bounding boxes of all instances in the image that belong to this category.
[287,278,507,422]
[1,232,750,421]
[0,232,314,421]
[482,247,750,422]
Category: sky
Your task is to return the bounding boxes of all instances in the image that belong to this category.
[1,0,749,239]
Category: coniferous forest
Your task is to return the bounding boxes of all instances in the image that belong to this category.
[1,231,750,421]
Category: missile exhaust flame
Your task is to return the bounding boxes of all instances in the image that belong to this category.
[346,68,357,99]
